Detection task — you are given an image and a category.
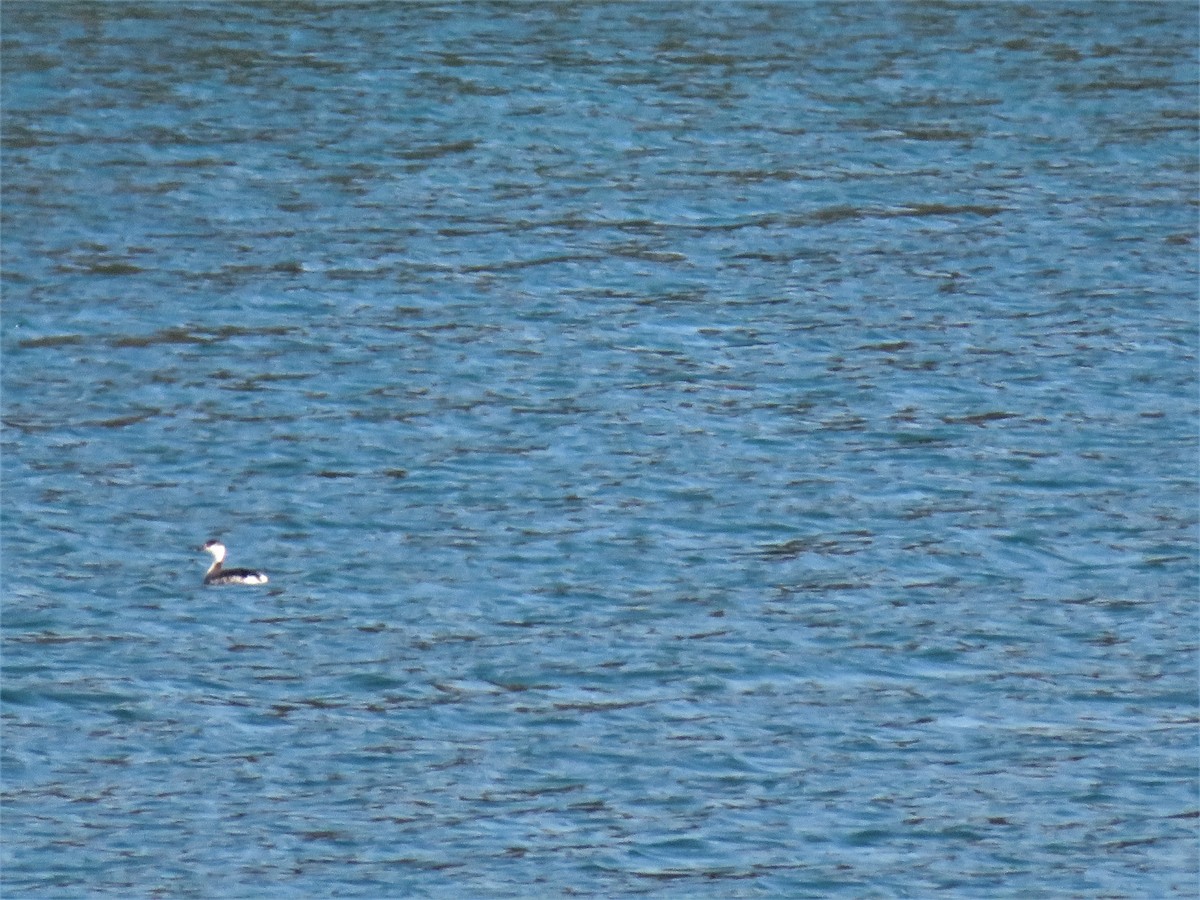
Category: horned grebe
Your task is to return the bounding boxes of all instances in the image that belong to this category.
[201,540,268,586]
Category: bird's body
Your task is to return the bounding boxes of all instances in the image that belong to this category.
[201,540,268,585]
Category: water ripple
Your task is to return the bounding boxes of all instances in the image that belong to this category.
[3,3,1196,898]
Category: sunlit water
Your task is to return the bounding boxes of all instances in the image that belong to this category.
[3,4,1197,897]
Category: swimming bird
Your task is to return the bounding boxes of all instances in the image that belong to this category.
[200,540,268,585]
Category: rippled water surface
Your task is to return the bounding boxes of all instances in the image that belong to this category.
[3,3,1197,897]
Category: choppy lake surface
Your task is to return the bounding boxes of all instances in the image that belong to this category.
[3,3,1197,897]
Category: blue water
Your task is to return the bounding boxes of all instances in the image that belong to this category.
[3,3,1197,897]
